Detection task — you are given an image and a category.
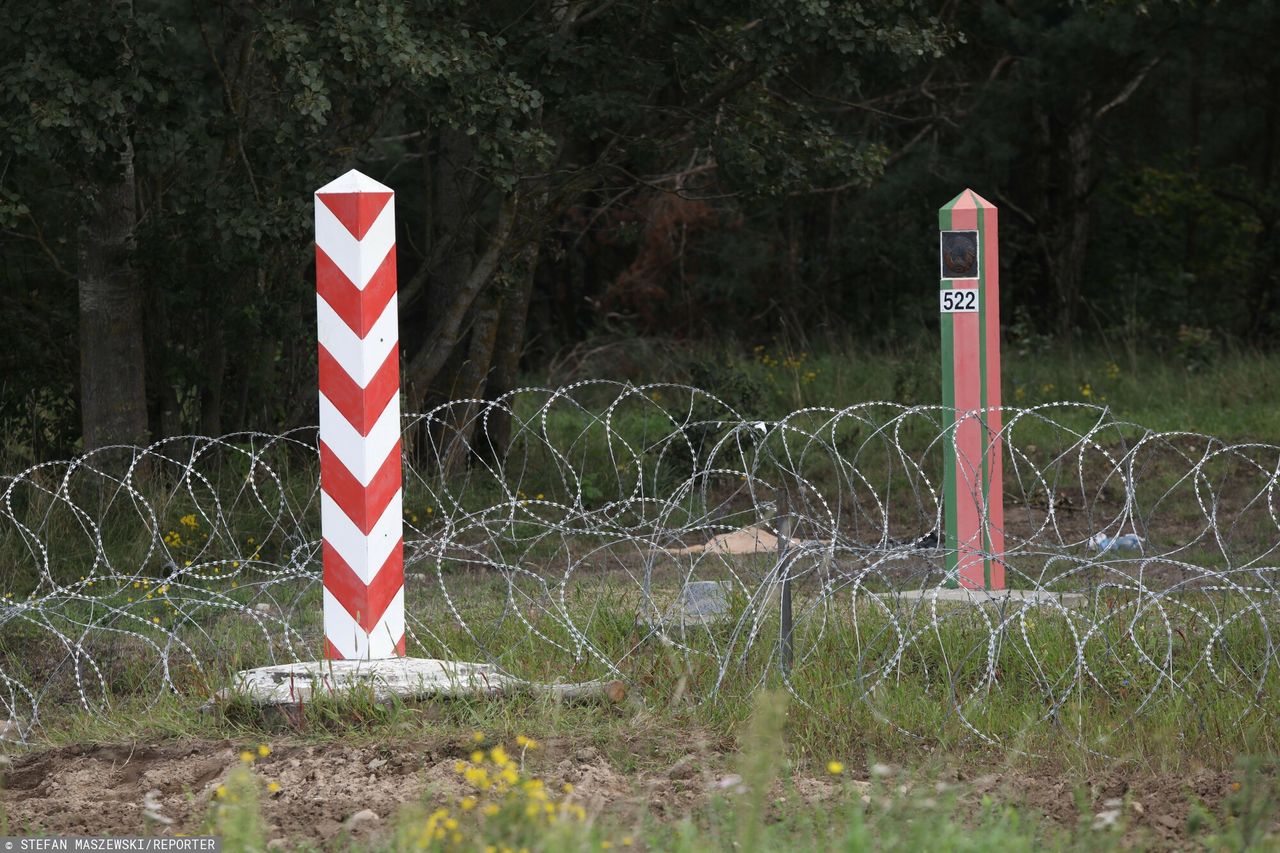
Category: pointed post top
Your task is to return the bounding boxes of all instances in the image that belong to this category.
[315,168,394,196]
[941,188,996,212]
[316,169,394,241]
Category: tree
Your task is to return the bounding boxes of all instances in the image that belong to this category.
[1,2,173,449]
[6,0,1280,462]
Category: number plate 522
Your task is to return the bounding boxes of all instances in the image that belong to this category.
[939,289,979,313]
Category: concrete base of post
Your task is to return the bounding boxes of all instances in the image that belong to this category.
[644,580,1085,628]
[206,657,626,712]
[882,586,1086,610]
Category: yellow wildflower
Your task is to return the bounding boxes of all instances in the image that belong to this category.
[827,760,845,775]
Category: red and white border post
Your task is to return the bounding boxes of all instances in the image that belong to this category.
[938,189,1005,590]
[315,169,405,659]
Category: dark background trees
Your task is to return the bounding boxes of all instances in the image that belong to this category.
[1,0,1276,459]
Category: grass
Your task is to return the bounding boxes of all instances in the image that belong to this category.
[19,560,1279,770]
[706,337,1280,441]
[6,574,1279,847]
[1,342,1279,848]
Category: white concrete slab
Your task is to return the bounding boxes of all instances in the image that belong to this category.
[229,657,512,705]
[215,657,627,709]
[884,587,1086,609]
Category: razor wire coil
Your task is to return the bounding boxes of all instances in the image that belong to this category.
[0,381,1276,751]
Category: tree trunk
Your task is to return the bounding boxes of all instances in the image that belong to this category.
[1052,94,1094,338]
[199,305,226,436]
[1184,34,1204,269]
[78,135,148,451]
[477,239,540,464]
[439,286,504,478]
[404,196,516,401]
[1036,51,1160,340]
[145,288,182,439]
[1248,66,1280,339]
[402,128,491,407]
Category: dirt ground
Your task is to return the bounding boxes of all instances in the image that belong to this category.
[0,735,1247,848]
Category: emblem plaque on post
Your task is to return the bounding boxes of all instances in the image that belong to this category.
[939,230,979,279]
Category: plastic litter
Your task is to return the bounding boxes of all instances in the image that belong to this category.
[1089,532,1144,554]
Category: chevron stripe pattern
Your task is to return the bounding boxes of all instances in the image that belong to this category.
[315,170,405,659]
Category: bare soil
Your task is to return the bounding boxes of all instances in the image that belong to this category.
[0,735,1251,849]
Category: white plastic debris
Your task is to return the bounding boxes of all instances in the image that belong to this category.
[1089,532,1144,554]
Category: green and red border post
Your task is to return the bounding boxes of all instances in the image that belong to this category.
[938,190,1005,590]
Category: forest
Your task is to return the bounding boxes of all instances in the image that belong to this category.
[2,0,1277,459]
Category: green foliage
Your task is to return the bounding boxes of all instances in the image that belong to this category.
[206,763,270,848]
[4,0,1280,459]
[0,0,955,454]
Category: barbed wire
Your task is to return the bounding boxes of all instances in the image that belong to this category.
[1,381,1276,751]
